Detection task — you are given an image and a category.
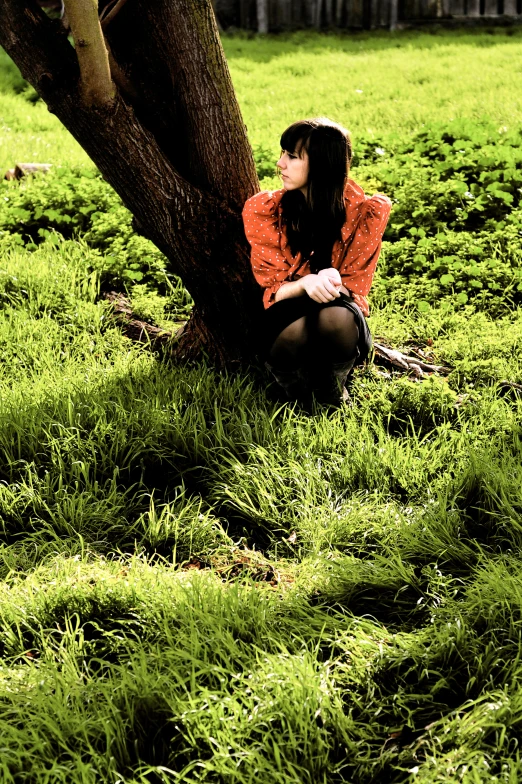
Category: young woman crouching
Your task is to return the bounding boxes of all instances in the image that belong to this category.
[242,117,391,407]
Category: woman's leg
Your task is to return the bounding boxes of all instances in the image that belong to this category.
[311,306,360,405]
[266,316,310,400]
[269,316,308,368]
[316,306,359,364]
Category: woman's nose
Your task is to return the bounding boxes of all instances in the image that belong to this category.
[277,156,285,169]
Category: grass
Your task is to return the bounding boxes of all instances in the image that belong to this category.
[224,27,522,165]
[0,50,90,174]
[1,26,522,783]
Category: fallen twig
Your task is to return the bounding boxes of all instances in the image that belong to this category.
[499,380,522,391]
[498,380,522,397]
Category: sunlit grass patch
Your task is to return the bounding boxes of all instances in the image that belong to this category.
[2,26,522,783]
[224,28,522,154]
[1,230,521,781]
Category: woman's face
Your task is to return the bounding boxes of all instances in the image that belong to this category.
[277,146,309,195]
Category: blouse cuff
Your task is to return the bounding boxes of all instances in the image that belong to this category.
[263,281,285,308]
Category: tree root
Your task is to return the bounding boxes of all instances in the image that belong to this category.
[373,342,451,378]
[105,292,249,367]
[104,291,181,349]
[105,292,455,379]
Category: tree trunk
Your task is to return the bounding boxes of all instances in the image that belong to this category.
[315,0,323,27]
[335,0,344,28]
[0,0,263,367]
[257,0,269,32]
[324,0,334,25]
[389,0,399,27]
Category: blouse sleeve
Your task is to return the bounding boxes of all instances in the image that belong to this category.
[339,192,392,299]
[242,191,292,308]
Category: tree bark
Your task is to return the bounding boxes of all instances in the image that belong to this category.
[0,0,263,367]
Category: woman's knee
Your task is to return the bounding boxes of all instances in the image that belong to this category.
[317,307,357,337]
[269,317,309,360]
[315,307,360,362]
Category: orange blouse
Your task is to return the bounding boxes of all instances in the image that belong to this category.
[242,179,392,316]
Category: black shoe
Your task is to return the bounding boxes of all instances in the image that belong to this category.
[312,359,356,408]
[265,362,311,405]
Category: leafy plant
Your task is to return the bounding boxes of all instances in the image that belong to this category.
[361,119,522,241]
[0,167,170,289]
[372,218,522,313]
[346,120,522,314]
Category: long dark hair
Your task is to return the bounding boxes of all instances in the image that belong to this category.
[280,117,352,272]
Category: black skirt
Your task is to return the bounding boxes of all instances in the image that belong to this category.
[261,292,372,364]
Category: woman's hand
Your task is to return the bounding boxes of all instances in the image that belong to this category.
[318,268,342,287]
[301,273,341,303]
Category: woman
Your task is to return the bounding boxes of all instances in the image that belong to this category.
[242,117,391,406]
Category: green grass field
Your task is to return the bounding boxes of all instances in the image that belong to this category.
[1,27,522,783]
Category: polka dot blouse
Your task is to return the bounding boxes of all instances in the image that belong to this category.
[242,178,392,317]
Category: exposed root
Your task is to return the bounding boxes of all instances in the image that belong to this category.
[104,291,181,349]
[103,291,237,367]
[373,342,451,378]
[105,291,455,378]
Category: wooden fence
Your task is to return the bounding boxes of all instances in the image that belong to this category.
[215,0,522,31]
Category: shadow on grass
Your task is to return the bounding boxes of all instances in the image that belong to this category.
[0,355,282,571]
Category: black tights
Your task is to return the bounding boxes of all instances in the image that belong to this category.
[269,306,359,370]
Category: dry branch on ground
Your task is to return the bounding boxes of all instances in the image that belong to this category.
[4,163,52,180]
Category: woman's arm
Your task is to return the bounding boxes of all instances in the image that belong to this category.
[243,191,294,307]
[338,193,392,300]
[275,272,341,304]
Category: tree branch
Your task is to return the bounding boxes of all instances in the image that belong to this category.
[0,0,230,236]
[62,0,115,105]
[105,41,139,100]
[48,0,138,100]
[100,0,130,29]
